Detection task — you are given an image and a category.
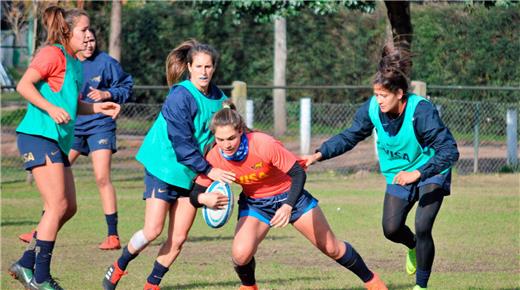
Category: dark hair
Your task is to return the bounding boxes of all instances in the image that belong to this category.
[210,100,250,134]
[373,42,412,93]
[87,28,99,55]
[42,6,88,47]
[165,39,220,86]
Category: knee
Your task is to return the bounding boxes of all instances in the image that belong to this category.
[382,222,401,241]
[232,246,253,266]
[95,175,111,188]
[168,234,188,251]
[415,221,432,239]
[316,239,342,259]
[47,199,76,219]
[143,225,163,241]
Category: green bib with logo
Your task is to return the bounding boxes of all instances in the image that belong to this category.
[136,80,227,189]
[16,44,83,153]
[368,94,445,184]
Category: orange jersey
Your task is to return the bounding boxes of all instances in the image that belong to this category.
[29,46,69,92]
[197,132,300,198]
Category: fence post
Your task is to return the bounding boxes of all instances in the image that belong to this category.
[473,102,480,173]
[300,98,311,155]
[246,100,254,129]
[411,80,427,96]
[506,108,518,166]
[232,81,247,118]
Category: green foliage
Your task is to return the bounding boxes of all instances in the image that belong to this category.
[194,0,375,24]
[82,2,518,103]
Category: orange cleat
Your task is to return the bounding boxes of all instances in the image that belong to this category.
[102,262,127,290]
[144,282,161,290]
[18,230,36,244]
[365,272,388,290]
[239,285,258,290]
[99,235,121,250]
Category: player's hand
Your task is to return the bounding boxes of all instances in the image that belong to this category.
[270,204,292,228]
[302,152,322,167]
[199,191,229,210]
[207,168,235,184]
[94,102,121,119]
[47,105,71,124]
[87,87,111,101]
[393,170,421,186]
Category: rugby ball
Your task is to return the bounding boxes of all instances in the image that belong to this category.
[202,181,234,228]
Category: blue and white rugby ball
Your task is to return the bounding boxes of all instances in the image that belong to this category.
[202,181,234,229]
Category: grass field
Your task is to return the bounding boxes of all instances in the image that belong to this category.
[2,172,519,290]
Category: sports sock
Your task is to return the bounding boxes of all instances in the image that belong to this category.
[416,268,431,288]
[234,257,256,286]
[117,245,138,270]
[335,242,373,283]
[18,231,38,268]
[146,261,169,285]
[34,239,55,283]
[105,212,118,236]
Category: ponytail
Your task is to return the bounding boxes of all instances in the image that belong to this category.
[165,39,220,87]
[373,42,412,93]
[42,6,88,47]
[210,100,250,134]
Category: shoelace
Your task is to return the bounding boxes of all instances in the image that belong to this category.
[48,277,64,290]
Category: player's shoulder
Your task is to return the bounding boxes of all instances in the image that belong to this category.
[248,131,276,143]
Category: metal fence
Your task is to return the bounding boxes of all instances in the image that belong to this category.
[1,88,519,183]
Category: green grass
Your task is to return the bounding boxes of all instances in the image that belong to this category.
[2,173,519,289]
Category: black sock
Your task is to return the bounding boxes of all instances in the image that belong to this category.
[416,268,431,288]
[18,232,37,269]
[105,212,118,236]
[335,242,373,283]
[234,257,256,286]
[146,261,169,285]
[117,246,138,270]
[34,239,55,283]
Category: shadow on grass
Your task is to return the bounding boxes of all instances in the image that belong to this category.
[163,276,331,290]
[1,220,38,227]
[163,277,417,290]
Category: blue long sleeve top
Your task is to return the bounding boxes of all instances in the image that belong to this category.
[161,83,223,175]
[317,97,459,181]
[74,51,133,135]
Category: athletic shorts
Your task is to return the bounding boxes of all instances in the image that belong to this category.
[238,190,318,226]
[71,131,117,156]
[386,171,452,201]
[17,133,70,170]
[143,169,191,203]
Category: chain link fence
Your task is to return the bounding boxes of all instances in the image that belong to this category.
[1,87,519,183]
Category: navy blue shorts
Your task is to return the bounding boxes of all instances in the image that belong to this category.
[17,133,70,170]
[143,169,191,203]
[386,171,452,201]
[238,190,319,226]
[71,131,117,156]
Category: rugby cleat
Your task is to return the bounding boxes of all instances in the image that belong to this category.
[99,235,121,250]
[19,230,36,243]
[413,285,427,290]
[239,285,258,290]
[8,262,34,288]
[102,262,127,290]
[364,272,388,290]
[143,282,161,290]
[27,277,64,290]
[406,248,417,275]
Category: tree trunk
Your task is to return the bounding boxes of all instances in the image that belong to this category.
[384,1,412,50]
[273,17,287,137]
[109,0,122,61]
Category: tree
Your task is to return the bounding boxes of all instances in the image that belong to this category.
[109,0,122,61]
[2,1,30,67]
[384,1,412,50]
[194,0,376,135]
